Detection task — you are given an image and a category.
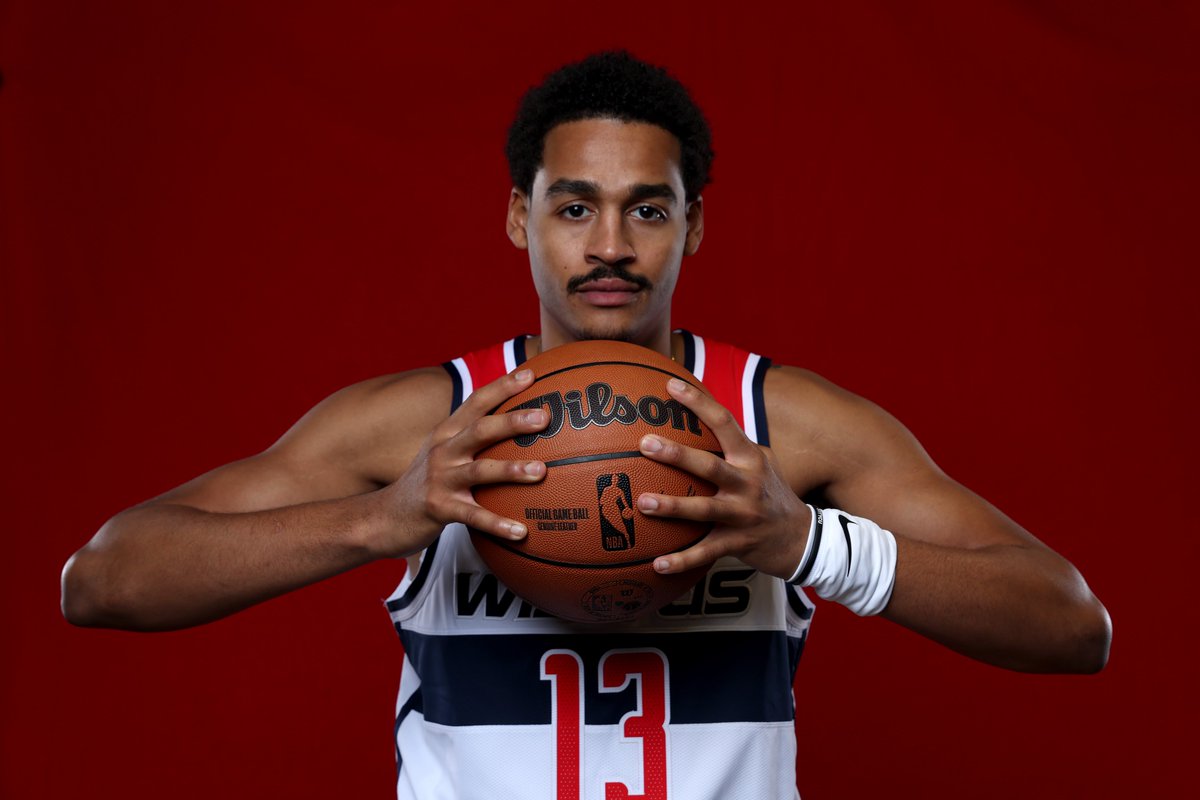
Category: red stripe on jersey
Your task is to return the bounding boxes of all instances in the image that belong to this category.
[696,338,747,428]
[461,341,510,391]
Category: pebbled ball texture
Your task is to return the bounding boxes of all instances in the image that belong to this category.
[472,340,720,623]
[472,340,721,623]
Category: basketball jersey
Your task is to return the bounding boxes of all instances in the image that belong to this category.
[386,331,815,800]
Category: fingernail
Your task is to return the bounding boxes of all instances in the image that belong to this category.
[640,435,663,453]
[639,495,659,512]
[508,522,527,538]
[667,378,688,393]
[514,369,533,381]
[654,558,671,573]
[523,461,543,477]
[523,409,547,425]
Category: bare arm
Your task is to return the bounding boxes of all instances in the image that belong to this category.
[636,369,1110,674]
[62,368,549,631]
[810,387,1111,673]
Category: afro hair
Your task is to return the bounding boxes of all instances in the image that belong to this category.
[505,51,713,201]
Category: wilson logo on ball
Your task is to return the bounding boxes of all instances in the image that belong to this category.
[510,381,701,447]
[596,473,635,551]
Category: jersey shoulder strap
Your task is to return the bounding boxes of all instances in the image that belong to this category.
[676,329,772,446]
[441,335,531,412]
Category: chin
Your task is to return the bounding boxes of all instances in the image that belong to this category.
[578,330,636,343]
[569,322,643,344]
[548,303,661,348]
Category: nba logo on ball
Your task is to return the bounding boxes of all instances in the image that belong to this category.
[597,473,635,551]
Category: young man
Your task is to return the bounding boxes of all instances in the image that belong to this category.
[62,52,1110,798]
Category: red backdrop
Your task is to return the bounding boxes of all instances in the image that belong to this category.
[3,1,1196,797]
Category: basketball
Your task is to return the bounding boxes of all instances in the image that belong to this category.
[471,340,720,623]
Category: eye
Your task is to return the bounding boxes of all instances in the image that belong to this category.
[631,205,667,222]
[560,204,592,219]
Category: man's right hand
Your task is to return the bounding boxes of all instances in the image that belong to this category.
[377,367,548,555]
[61,366,546,631]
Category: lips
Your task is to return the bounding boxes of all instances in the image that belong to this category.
[574,278,642,307]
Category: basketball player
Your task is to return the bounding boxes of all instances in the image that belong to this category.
[62,53,1110,798]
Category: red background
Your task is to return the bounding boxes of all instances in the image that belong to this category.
[2,1,1197,797]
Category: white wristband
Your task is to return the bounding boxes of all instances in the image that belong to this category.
[787,505,898,617]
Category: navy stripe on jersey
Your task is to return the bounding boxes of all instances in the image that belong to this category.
[788,629,808,679]
[394,688,424,773]
[385,537,442,613]
[513,335,529,366]
[442,361,464,413]
[396,628,796,726]
[678,328,696,374]
[751,355,772,446]
[786,585,815,621]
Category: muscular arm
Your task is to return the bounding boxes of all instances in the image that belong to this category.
[62,367,549,631]
[767,366,1112,673]
[638,368,1109,673]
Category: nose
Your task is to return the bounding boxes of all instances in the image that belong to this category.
[585,210,636,267]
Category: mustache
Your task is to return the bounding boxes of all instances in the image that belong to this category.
[566,264,653,293]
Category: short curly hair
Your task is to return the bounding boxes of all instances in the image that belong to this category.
[506,51,713,201]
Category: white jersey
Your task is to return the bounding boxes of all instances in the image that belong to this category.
[386,332,815,800]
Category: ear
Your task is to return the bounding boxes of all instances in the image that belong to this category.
[683,196,704,256]
[507,188,529,250]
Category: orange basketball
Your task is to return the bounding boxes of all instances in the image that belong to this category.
[471,339,720,623]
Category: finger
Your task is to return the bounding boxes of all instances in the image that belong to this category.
[450,457,545,488]
[441,368,537,439]
[451,406,550,455]
[442,498,528,541]
[652,531,736,575]
[636,492,736,523]
[665,377,760,461]
[638,433,745,488]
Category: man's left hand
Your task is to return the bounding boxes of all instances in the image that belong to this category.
[637,377,811,580]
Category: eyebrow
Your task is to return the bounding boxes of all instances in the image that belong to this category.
[544,178,678,205]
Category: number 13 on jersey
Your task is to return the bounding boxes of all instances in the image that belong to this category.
[540,648,670,800]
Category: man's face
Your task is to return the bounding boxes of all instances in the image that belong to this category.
[507,118,703,351]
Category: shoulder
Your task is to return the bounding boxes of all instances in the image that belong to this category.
[268,366,453,486]
[763,364,938,495]
[147,366,455,511]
